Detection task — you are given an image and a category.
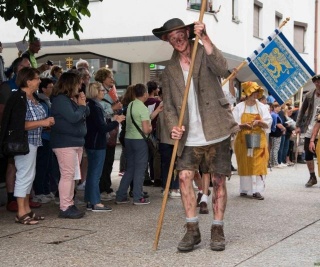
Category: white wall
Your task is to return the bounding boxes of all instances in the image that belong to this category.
[0,0,317,71]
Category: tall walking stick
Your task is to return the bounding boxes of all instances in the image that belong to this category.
[152,0,207,251]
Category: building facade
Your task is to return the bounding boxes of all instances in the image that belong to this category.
[0,0,319,95]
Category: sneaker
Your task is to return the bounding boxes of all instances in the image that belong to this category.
[29,200,42,208]
[273,164,284,168]
[279,163,287,168]
[92,204,112,212]
[33,194,52,204]
[169,190,181,199]
[143,180,154,186]
[54,197,60,205]
[6,200,18,212]
[76,181,86,191]
[305,176,317,187]
[252,192,264,200]
[58,205,85,219]
[115,198,130,204]
[101,192,116,201]
[199,202,209,214]
[86,203,93,210]
[44,192,55,201]
[133,198,150,205]
[118,172,125,176]
[129,191,149,198]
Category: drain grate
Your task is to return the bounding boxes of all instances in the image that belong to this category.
[4,226,95,245]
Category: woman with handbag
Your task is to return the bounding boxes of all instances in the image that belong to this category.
[232,82,272,200]
[0,67,55,224]
[85,82,125,211]
[115,83,152,205]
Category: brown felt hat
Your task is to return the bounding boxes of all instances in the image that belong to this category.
[152,18,195,41]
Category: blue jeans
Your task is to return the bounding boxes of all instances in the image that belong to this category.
[116,139,148,202]
[159,143,179,190]
[282,136,290,163]
[85,149,106,205]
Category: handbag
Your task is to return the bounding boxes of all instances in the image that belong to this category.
[106,124,119,147]
[130,104,157,155]
[2,129,29,156]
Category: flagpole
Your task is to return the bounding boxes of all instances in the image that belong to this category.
[152,0,207,251]
[222,17,291,86]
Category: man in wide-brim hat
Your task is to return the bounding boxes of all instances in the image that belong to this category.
[152,18,239,252]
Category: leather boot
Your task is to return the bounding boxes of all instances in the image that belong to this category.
[177,222,201,252]
[305,176,317,187]
[210,224,225,251]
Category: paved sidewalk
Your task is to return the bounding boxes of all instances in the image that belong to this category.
[0,157,320,267]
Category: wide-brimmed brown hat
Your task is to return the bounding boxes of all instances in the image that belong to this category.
[241,81,264,99]
[152,18,195,41]
[312,74,320,82]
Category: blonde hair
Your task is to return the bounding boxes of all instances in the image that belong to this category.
[86,82,102,99]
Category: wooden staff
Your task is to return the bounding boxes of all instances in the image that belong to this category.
[152,0,208,251]
[221,17,290,86]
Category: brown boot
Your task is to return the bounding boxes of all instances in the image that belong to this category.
[177,222,201,252]
[199,202,209,214]
[210,224,225,251]
[305,176,317,187]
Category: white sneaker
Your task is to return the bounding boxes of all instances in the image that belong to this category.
[279,163,287,168]
[101,192,116,201]
[169,190,181,199]
[76,181,86,191]
[274,164,284,169]
[33,194,52,204]
[44,192,55,201]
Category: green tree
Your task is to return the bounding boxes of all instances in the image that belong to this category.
[0,0,102,41]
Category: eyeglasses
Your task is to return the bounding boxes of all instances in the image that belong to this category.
[168,31,187,45]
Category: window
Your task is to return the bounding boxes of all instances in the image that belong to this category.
[294,22,307,53]
[187,0,212,12]
[275,12,283,28]
[253,1,263,38]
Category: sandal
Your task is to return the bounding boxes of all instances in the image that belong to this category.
[28,211,45,220]
[15,214,39,225]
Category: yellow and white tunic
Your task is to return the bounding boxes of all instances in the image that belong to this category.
[232,100,272,195]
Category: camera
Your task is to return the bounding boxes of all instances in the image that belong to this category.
[46,60,53,66]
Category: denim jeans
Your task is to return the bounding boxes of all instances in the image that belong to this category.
[159,143,179,190]
[282,136,290,163]
[116,139,148,202]
[85,149,106,205]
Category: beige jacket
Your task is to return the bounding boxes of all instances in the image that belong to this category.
[162,41,239,156]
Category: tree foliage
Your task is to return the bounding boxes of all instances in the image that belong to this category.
[0,0,102,41]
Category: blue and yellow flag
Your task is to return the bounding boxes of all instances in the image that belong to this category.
[246,28,315,105]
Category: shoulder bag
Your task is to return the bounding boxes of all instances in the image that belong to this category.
[130,104,157,156]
